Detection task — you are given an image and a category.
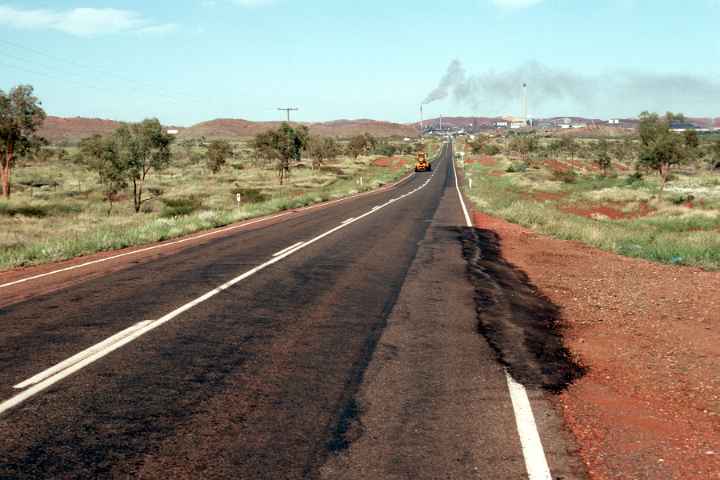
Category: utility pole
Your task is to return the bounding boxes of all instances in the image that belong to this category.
[278,107,299,122]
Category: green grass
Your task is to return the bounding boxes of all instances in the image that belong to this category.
[0,143,419,270]
[457,141,720,270]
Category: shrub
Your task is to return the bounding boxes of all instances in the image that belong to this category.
[483,144,501,156]
[551,169,578,183]
[160,195,203,217]
[670,194,695,205]
[0,203,81,218]
[506,162,529,173]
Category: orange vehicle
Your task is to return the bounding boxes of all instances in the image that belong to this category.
[414,152,431,172]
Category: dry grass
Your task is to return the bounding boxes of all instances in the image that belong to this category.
[456,139,720,269]
[0,140,428,270]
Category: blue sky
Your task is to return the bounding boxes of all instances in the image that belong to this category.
[1,0,719,125]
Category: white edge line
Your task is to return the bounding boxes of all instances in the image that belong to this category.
[0,170,418,291]
[506,375,553,480]
[341,217,355,225]
[0,160,436,416]
[451,146,552,480]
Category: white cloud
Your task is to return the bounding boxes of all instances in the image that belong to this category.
[0,5,176,36]
[490,0,544,8]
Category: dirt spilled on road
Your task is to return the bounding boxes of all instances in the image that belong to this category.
[460,227,584,392]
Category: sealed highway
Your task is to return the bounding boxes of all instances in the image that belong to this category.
[0,144,585,479]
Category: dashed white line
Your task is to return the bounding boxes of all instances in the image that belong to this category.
[1,162,439,416]
[451,147,552,480]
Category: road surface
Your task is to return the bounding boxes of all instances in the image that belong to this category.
[0,144,586,479]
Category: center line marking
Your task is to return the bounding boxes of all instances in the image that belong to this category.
[14,320,153,390]
[0,171,419,291]
[1,161,440,416]
[272,242,305,257]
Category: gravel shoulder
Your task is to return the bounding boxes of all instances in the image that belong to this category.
[472,211,720,480]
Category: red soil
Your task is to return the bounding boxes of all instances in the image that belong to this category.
[561,202,653,220]
[544,159,572,173]
[465,155,497,166]
[523,191,568,202]
[613,162,630,172]
[488,170,505,177]
[471,211,720,480]
[373,156,408,170]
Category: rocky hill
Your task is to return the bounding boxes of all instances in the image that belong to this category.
[180,118,417,139]
[38,116,418,143]
[39,116,124,144]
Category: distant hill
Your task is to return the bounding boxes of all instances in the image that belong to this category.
[36,114,720,145]
[180,118,417,139]
[39,116,124,144]
[38,116,419,143]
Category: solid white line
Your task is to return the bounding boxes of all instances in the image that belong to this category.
[0,163,438,416]
[0,171,418,291]
[13,320,153,389]
[451,149,473,227]
[272,242,304,257]
[341,217,355,225]
[450,146,552,479]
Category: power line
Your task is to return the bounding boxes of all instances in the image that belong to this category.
[0,39,208,105]
[277,107,298,122]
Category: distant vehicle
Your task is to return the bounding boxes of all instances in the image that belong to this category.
[415,152,431,172]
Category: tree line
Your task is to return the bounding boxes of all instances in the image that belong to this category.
[1,84,421,211]
[467,112,720,192]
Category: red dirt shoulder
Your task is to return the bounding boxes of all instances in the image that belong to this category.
[472,210,720,480]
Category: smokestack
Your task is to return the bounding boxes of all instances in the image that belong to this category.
[522,83,528,125]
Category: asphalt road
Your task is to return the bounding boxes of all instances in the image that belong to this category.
[0,144,586,479]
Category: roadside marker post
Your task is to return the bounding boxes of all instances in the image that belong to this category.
[236,193,242,208]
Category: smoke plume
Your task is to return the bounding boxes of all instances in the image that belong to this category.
[423,60,720,116]
[422,59,465,105]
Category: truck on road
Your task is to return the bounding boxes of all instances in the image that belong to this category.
[415,152,432,172]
